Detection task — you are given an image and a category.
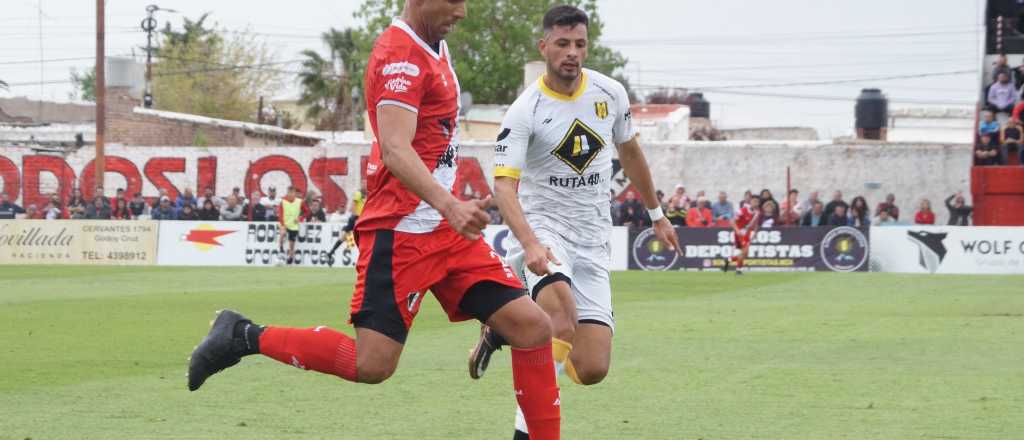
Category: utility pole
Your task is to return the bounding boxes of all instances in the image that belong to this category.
[95,0,106,189]
[141,5,176,109]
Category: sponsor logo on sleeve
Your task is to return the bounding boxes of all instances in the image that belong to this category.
[385,77,413,94]
[382,61,421,77]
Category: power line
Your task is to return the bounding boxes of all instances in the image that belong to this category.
[687,70,978,91]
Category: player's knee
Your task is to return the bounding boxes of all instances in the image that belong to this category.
[575,364,608,385]
[356,362,397,384]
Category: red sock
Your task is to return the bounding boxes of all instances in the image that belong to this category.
[511,344,561,440]
[737,258,745,269]
[258,326,358,382]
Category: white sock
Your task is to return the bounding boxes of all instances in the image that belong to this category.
[514,404,528,433]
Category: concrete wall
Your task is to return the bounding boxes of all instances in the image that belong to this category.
[0,139,972,223]
[721,127,819,141]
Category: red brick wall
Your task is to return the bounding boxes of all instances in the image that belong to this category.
[106,87,245,147]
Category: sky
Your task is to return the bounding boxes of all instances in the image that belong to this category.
[0,0,984,138]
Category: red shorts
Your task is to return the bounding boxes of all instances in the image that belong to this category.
[349,225,523,343]
[734,229,753,248]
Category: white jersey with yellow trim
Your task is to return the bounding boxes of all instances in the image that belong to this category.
[494,68,637,246]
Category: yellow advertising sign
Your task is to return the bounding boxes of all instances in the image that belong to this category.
[0,220,159,266]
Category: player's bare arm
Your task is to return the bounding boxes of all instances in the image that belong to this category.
[493,177,561,276]
[616,136,681,254]
[376,105,490,240]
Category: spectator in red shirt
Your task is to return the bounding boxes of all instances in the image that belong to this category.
[914,199,936,225]
[112,198,133,220]
[24,204,40,219]
[685,197,713,227]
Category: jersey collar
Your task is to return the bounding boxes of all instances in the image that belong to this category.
[538,71,588,102]
[391,18,442,61]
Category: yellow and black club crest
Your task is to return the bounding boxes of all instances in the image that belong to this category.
[594,101,609,119]
[551,119,607,175]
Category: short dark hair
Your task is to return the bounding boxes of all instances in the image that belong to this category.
[543,5,589,33]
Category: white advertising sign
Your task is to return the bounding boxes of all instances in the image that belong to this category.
[870,226,1024,274]
[157,221,356,268]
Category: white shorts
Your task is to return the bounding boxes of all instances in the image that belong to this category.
[505,227,614,331]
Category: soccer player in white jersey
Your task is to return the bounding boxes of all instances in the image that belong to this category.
[466,5,680,439]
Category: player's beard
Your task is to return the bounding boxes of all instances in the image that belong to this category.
[548,61,581,84]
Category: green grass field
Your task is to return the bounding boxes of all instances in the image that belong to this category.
[1,267,1022,439]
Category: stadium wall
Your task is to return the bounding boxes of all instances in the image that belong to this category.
[1,140,971,223]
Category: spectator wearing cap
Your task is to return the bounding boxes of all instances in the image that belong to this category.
[711,191,735,223]
[686,196,713,227]
[988,72,1016,116]
[260,187,281,222]
[86,196,111,219]
[220,195,245,221]
[151,196,177,220]
[176,188,197,213]
[0,193,26,219]
[914,199,936,225]
[197,187,225,211]
[128,193,149,218]
[946,192,973,226]
[151,189,169,210]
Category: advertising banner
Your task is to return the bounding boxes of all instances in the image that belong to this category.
[0,220,158,265]
[629,226,871,272]
[484,225,630,271]
[157,221,356,268]
[870,226,1024,274]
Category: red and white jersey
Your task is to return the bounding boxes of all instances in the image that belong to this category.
[735,206,760,231]
[358,18,461,234]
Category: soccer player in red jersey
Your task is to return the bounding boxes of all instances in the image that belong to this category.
[187,2,561,438]
[725,196,761,275]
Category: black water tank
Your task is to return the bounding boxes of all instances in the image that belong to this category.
[855,88,888,129]
[686,93,710,118]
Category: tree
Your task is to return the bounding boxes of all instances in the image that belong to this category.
[297,28,360,131]
[646,88,688,105]
[351,0,628,104]
[69,67,96,102]
[151,14,282,122]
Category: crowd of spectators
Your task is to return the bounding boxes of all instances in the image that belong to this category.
[0,185,359,224]
[610,186,972,231]
[0,184,977,230]
[979,54,1024,166]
